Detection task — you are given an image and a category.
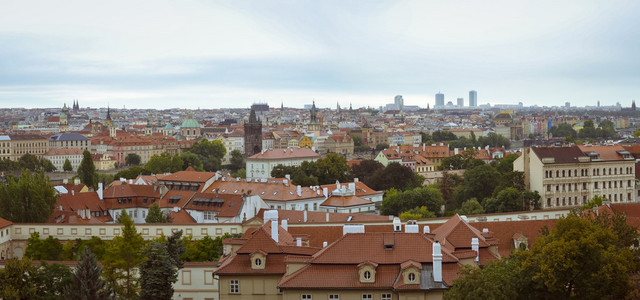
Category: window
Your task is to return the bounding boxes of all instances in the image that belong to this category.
[329,295,340,300]
[255,258,262,266]
[364,271,371,280]
[302,295,312,300]
[362,295,372,300]
[230,280,239,294]
[382,294,392,300]
[408,272,416,282]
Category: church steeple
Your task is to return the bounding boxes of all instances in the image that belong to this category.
[310,100,317,123]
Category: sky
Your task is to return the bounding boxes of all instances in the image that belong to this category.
[0,0,639,110]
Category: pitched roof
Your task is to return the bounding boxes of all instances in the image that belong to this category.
[207,178,324,202]
[44,148,84,156]
[169,209,197,224]
[577,144,629,161]
[320,195,373,207]
[530,145,586,164]
[256,209,392,224]
[158,171,217,183]
[0,217,12,229]
[247,148,320,160]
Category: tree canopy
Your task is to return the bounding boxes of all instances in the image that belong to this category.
[125,153,142,166]
[77,150,97,189]
[0,171,57,222]
[187,138,226,172]
[381,185,443,217]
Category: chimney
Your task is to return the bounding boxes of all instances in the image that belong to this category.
[348,183,355,192]
[322,187,328,198]
[460,215,468,222]
[271,220,279,243]
[393,217,401,232]
[433,241,443,282]
[354,178,359,182]
[63,178,68,184]
[129,179,133,184]
[326,212,329,222]
[296,237,302,247]
[285,174,291,180]
[97,182,103,200]
[303,210,308,222]
[482,228,489,233]
[423,226,430,234]
[423,143,426,152]
[283,179,289,187]
[120,177,126,182]
[71,190,75,196]
[317,189,321,196]
[74,178,80,185]
[454,148,459,155]
[297,185,302,197]
[281,219,288,231]
[323,241,328,248]
[471,238,479,263]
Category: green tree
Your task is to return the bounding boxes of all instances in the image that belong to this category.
[63,247,110,300]
[139,242,178,300]
[102,209,145,299]
[366,162,423,191]
[314,153,350,185]
[145,203,167,223]
[399,206,435,219]
[34,262,73,300]
[437,171,463,211]
[458,198,485,215]
[188,138,226,172]
[0,170,57,222]
[478,132,511,148]
[350,159,384,182]
[522,190,541,210]
[229,149,244,171]
[483,187,522,213]
[77,150,97,189]
[63,158,73,172]
[179,151,203,171]
[41,159,56,172]
[114,166,151,180]
[375,143,389,151]
[144,153,183,174]
[166,230,185,269]
[432,130,457,141]
[19,153,41,171]
[125,153,141,166]
[452,164,500,209]
[381,185,443,216]
[445,258,524,300]
[549,123,577,139]
[25,232,64,260]
[0,257,39,299]
[231,168,246,179]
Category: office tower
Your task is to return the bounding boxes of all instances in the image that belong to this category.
[394,95,404,111]
[469,90,477,107]
[457,98,464,107]
[435,92,445,107]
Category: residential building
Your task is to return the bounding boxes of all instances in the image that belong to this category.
[246,148,320,180]
[514,144,636,209]
[48,132,90,151]
[43,148,84,171]
[6,134,49,161]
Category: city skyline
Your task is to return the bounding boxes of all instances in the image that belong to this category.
[1,1,639,109]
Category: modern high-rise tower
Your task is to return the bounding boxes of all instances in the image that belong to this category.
[394,95,404,112]
[435,92,445,107]
[457,98,464,107]
[469,90,477,107]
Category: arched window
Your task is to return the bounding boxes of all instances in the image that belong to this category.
[364,271,371,280]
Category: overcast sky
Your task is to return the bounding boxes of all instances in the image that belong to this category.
[0,0,638,110]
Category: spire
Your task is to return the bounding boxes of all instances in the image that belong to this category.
[310,100,317,122]
[106,105,111,121]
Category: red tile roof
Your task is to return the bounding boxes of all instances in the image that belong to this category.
[320,195,373,207]
[531,145,586,164]
[169,209,196,224]
[247,148,320,160]
[0,217,12,229]
[158,171,217,183]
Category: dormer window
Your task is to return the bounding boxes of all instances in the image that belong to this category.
[251,251,266,270]
[364,271,371,280]
[255,258,262,267]
[358,261,377,283]
[408,273,416,282]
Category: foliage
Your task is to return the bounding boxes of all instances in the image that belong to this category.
[375,143,389,150]
[399,206,435,219]
[63,158,73,172]
[231,168,246,179]
[522,190,541,211]
[350,159,384,183]
[229,149,244,171]
[139,242,178,300]
[77,150,97,189]
[351,135,370,152]
[63,247,110,300]
[19,153,41,171]
[381,185,443,217]
[144,153,183,174]
[365,162,423,191]
[549,123,577,138]
[182,233,242,262]
[495,153,519,174]
[145,203,167,223]
[582,194,606,209]
[432,130,457,141]
[458,198,485,215]
[452,164,500,210]
[578,119,617,139]
[60,236,108,261]
[271,154,350,185]
[125,153,142,166]
[482,187,522,213]
[180,151,203,171]
[0,257,39,299]
[438,149,484,170]
[25,232,63,261]
[41,159,56,172]
[166,230,185,269]
[477,132,511,148]
[446,212,639,299]
[187,138,226,172]
[437,171,463,210]
[114,166,151,180]
[0,170,57,222]
[34,262,73,300]
[102,209,145,299]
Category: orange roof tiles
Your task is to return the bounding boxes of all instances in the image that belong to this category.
[169,209,196,224]
[0,217,12,229]
[320,195,373,207]
[44,148,83,156]
[158,171,217,183]
[247,148,320,160]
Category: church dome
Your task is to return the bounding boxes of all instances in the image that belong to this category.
[180,117,200,128]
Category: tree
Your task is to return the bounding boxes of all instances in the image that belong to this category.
[0,170,57,222]
[19,153,41,171]
[180,151,203,171]
[41,159,56,172]
[437,171,463,211]
[445,258,524,300]
[231,168,246,179]
[125,153,141,166]
[314,153,350,185]
[400,206,435,219]
[549,123,577,139]
[114,166,150,180]
[34,262,73,300]
[522,190,541,211]
[432,130,457,141]
[458,198,485,215]
[452,164,500,209]
[350,159,384,182]
[63,247,110,300]
[63,158,73,172]
[188,138,226,172]
[144,153,183,174]
[25,232,63,260]
[146,203,167,223]
[102,209,145,299]
[139,242,178,300]
[381,185,443,216]
[375,143,389,151]
[166,230,185,269]
[0,257,39,299]
[478,132,510,148]
[483,187,522,213]
[77,150,97,189]
[366,162,422,191]
[229,150,244,171]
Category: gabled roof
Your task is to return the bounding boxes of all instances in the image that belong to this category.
[158,171,217,183]
[247,148,320,160]
[320,195,373,208]
[530,145,586,164]
[432,214,497,250]
[0,217,12,229]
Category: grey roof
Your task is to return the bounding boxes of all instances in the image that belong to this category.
[49,133,89,141]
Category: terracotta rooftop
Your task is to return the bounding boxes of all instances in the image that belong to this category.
[320,195,373,207]
[247,148,320,160]
[531,145,587,164]
[0,217,12,229]
[158,170,217,183]
[44,148,84,156]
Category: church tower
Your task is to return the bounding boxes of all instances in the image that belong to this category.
[244,109,262,156]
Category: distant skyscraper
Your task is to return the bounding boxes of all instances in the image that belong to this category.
[457,98,464,107]
[394,95,404,112]
[469,90,477,107]
[435,92,445,107]
[565,102,570,108]
[597,100,600,107]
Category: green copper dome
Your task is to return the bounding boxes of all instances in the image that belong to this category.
[180,117,200,128]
